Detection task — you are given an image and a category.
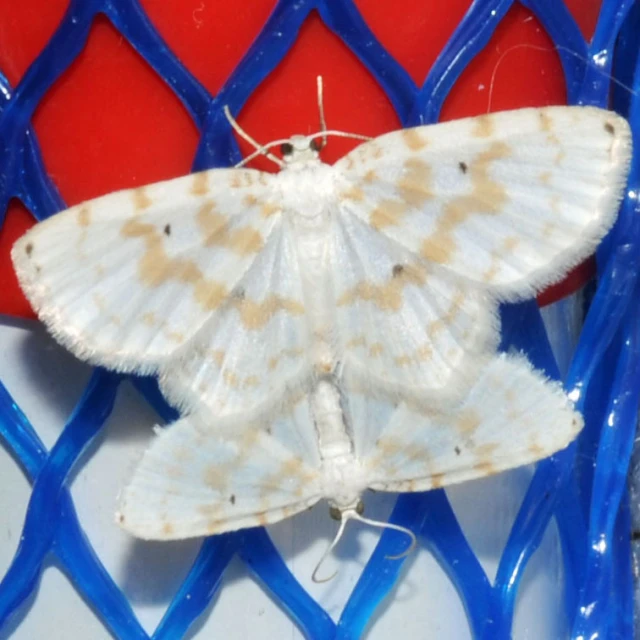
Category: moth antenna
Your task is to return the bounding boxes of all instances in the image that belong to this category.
[222,105,264,153]
[311,507,417,583]
[312,514,350,583]
[223,105,285,168]
[307,129,374,144]
[351,512,417,560]
[316,75,328,150]
[311,75,373,150]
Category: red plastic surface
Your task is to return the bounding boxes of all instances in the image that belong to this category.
[0,1,600,318]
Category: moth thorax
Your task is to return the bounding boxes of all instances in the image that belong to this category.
[278,164,334,222]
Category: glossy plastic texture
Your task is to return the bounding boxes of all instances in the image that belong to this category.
[0,0,638,638]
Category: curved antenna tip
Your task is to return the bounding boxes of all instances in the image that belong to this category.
[385,528,417,560]
[351,512,418,561]
[311,565,339,584]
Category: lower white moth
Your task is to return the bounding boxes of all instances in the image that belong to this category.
[116,351,580,580]
[11,79,632,575]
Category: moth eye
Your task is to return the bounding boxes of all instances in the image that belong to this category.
[309,138,322,152]
[356,500,365,516]
[329,506,341,521]
[280,142,294,156]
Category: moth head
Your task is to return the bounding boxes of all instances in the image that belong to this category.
[328,499,364,521]
[280,135,321,165]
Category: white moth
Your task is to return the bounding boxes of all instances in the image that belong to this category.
[11,91,631,564]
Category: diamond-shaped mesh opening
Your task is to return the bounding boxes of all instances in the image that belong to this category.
[32,14,199,203]
[0,0,638,638]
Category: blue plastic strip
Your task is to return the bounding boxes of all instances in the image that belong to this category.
[610,2,640,119]
[415,0,516,124]
[555,477,588,618]
[582,0,636,107]
[337,492,434,639]
[153,535,239,639]
[0,371,118,627]
[0,374,149,639]
[571,290,640,637]
[0,71,63,220]
[612,492,634,638]
[239,528,336,638]
[416,491,492,638]
[319,0,417,122]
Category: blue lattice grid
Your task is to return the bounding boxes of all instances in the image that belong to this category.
[0,0,639,638]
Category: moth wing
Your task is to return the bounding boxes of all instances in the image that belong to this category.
[335,106,631,300]
[12,167,287,374]
[117,397,324,539]
[158,221,312,417]
[347,353,582,492]
[332,212,497,402]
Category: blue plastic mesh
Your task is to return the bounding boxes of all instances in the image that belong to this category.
[0,0,639,638]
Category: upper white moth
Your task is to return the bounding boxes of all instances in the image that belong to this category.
[12,82,632,568]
